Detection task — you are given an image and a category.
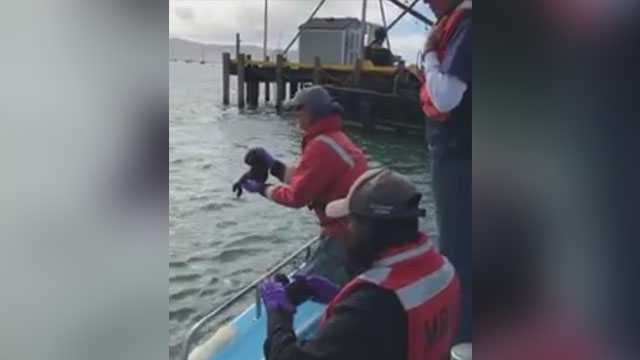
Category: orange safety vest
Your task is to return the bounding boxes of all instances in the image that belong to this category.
[419,6,471,122]
[320,233,460,360]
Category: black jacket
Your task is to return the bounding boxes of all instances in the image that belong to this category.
[364,45,394,66]
[263,283,407,360]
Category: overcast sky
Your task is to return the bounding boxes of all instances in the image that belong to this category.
[170,0,435,63]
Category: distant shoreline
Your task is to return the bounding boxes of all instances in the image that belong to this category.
[169,38,298,62]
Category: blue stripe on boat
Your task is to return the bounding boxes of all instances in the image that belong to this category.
[210,301,326,360]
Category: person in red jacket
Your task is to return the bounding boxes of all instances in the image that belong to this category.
[239,85,368,283]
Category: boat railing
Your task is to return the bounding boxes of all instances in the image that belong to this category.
[180,235,322,360]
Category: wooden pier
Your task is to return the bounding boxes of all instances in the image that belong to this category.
[222,52,426,134]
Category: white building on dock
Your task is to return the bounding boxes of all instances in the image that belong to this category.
[298,17,380,65]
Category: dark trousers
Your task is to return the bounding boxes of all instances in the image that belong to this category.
[430,147,472,343]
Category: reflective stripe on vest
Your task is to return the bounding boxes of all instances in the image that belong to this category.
[315,134,355,168]
[358,243,454,310]
[374,239,434,267]
[358,261,455,310]
[359,238,434,284]
[357,267,392,285]
[395,260,455,310]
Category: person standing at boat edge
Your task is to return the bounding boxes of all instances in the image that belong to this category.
[238,85,368,284]
[364,27,394,66]
[420,0,472,343]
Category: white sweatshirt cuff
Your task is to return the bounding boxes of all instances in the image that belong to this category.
[283,165,295,184]
[423,53,468,113]
[423,51,440,72]
[265,185,276,200]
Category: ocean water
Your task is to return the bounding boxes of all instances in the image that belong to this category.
[169,61,436,358]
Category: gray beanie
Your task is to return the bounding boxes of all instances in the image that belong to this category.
[283,85,343,120]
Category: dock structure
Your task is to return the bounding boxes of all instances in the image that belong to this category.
[221,51,425,133]
[218,0,434,134]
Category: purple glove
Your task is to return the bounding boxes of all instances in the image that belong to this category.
[245,147,276,169]
[240,179,266,194]
[260,277,295,313]
[292,274,340,304]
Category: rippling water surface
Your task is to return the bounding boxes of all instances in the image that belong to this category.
[169,61,436,358]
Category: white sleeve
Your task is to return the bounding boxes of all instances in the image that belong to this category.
[422,51,468,113]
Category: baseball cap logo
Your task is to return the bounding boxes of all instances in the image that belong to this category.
[369,204,395,215]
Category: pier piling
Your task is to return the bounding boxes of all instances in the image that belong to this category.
[246,81,254,109]
[246,79,251,105]
[353,58,362,86]
[393,60,405,94]
[222,52,230,105]
[360,99,375,132]
[237,53,245,109]
[264,56,271,103]
[276,54,285,112]
[289,81,298,99]
[235,33,240,58]
[253,81,260,109]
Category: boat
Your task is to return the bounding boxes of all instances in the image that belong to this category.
[181,237,325,360]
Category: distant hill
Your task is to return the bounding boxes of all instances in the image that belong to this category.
[169,38,299,63]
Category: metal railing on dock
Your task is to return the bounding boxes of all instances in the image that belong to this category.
[180,236,322,360]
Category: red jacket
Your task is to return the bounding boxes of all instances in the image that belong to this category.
[320,233,460,360]
[265,115,367,240]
